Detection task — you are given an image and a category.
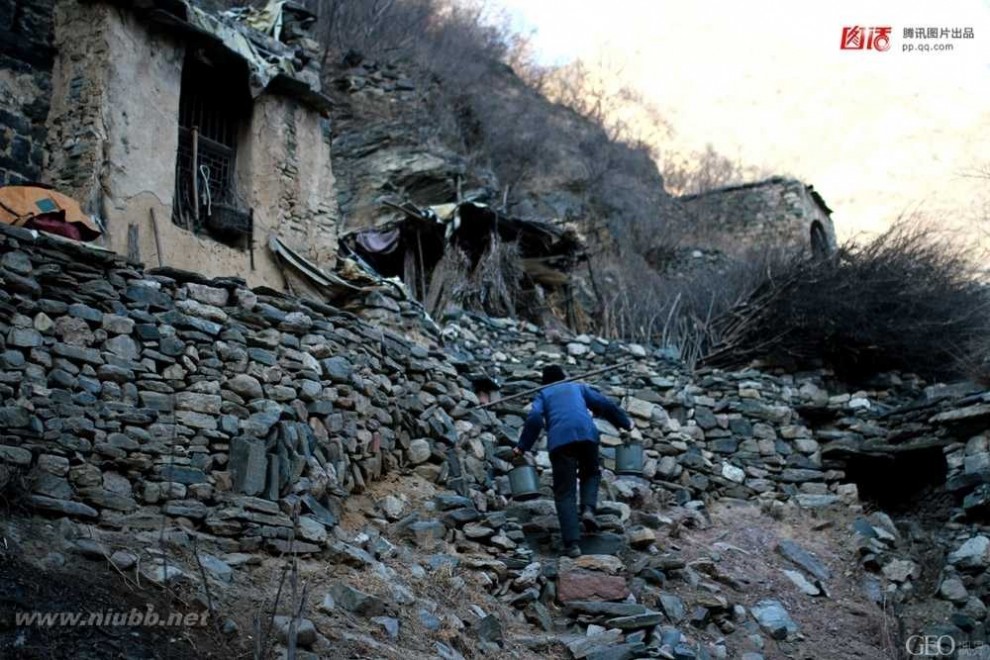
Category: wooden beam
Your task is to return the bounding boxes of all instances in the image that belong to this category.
[126,223,140,263]
[150,208,164,267]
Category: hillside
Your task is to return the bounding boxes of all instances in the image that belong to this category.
[325,53,679,247]
[2,222,989,659]
[1,2,989,659]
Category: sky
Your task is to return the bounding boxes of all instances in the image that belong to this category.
[495,0,990,244]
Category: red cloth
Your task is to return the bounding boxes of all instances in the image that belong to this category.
[25,214,84,241]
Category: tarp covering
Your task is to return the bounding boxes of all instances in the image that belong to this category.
[0,186,102,241]
[355,227,401,255]
[337,200,588,324]
[222,0,286,40]
[343,201,584,258]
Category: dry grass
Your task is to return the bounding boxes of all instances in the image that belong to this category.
[425,238,523,319]
[424,247,468,318]
[876,593,902,660]
[701,220,990,381]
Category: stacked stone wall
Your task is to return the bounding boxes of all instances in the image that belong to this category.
[0,0,56,185]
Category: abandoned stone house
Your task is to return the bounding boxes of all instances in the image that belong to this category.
[1,0,338,287]
[679,177,838,257]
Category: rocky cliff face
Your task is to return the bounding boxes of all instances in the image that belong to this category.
[2,221,989,658]
[326,57,681,244]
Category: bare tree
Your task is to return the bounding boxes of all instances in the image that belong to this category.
[958,161,990,251]
[312,0,436,63]
[964,162,990,180]
[532,57,671,149]
[660,143,770,196]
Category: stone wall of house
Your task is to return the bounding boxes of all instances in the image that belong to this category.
[238,95,339,271]
[0,0,56,185]
[680,177,838,254]
[41,0,339,288]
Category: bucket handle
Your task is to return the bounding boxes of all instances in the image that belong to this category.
[511,452,533,468]
[618,384,644,447]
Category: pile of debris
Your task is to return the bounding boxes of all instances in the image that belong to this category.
[340,201,587,326]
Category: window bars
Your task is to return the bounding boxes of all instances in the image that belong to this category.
[171,57,252,243]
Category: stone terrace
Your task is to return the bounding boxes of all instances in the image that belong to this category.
[2,222,990,658]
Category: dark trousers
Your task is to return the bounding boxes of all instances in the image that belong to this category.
[550,440,601,545]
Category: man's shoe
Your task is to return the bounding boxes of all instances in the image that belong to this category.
[562,543,581,558]
[581,509,600,533]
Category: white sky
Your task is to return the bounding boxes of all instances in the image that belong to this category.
[496,0,990,243]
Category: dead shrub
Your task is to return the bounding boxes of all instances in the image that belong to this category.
[426,238,523,319]
[590,245,789,368]
[701,221,990,382]
[661,143,772,196]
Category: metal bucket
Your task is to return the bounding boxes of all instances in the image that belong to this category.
[615,442,644,476]
[508,464,541,500]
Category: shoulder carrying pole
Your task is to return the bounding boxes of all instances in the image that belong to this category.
[474,359,637,409]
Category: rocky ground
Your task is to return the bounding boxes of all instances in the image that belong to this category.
[2,473,896,660]
[1,222,990,659]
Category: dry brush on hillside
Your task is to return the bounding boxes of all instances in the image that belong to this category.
[701,222,990,382]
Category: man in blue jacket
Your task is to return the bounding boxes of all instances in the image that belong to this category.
[513,365,633,557]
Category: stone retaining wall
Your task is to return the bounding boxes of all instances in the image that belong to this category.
[0,222,479,555]
[1,221,987,567]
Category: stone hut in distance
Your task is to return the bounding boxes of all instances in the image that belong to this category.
[680,177,838,257]
[1,0,339,287]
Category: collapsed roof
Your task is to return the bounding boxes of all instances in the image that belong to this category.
[111,0,330,111]
[339,201,586,320]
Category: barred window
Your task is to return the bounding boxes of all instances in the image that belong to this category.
[172,54,252,244]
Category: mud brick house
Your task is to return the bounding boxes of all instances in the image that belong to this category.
[1,0,339,286]
[680,177,838,257]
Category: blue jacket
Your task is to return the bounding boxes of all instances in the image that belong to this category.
[516,382,633,454]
